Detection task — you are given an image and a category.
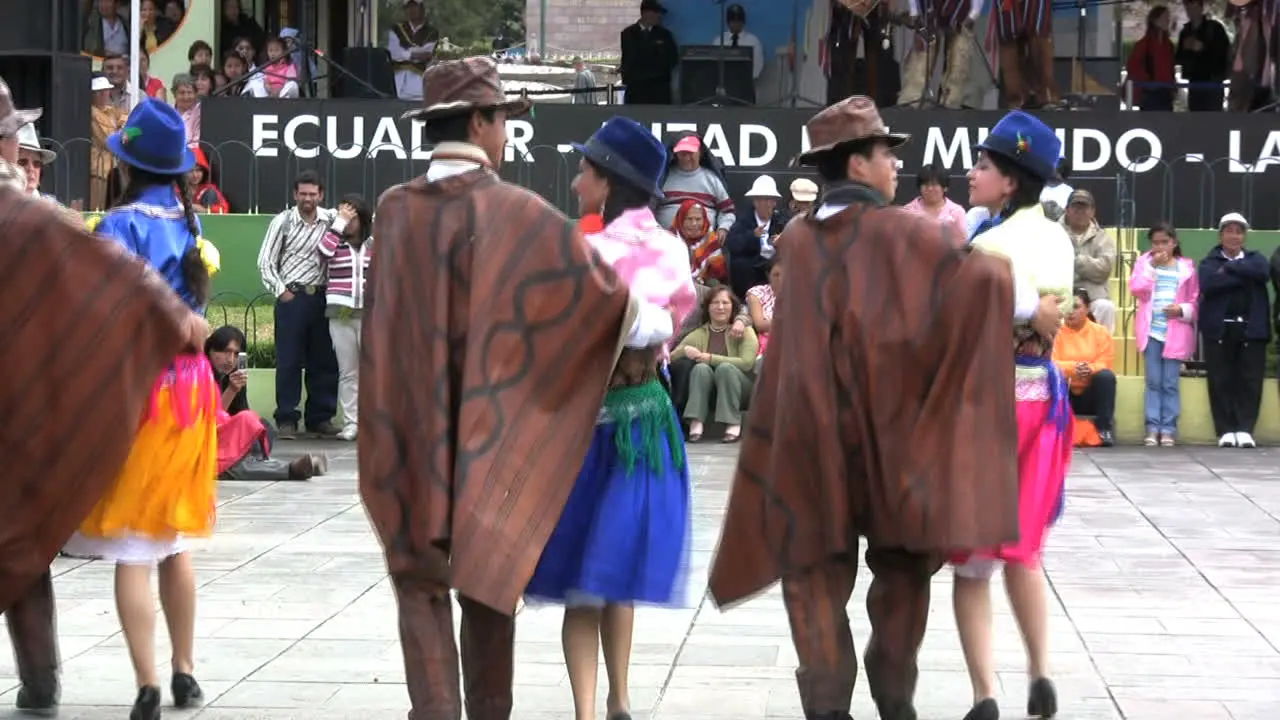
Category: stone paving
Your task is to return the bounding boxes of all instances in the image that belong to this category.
[2,442,1280,719]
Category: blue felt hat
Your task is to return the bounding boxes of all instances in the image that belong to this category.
[106,98,195,176]
[572,116,668,199]
[974,110,1060,183]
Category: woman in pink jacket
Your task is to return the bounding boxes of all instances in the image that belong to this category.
[1129,222,1199,446]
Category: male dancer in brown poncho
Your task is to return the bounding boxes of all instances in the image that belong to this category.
[707,96,1064,720]
[0,77,208,716]
[357,56,676,720]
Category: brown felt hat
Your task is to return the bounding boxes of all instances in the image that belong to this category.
[792,95,908,167]
[401,56,532,122]
[0,77,42,138]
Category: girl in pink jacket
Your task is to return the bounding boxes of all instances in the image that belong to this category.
[1129,223,1199,446]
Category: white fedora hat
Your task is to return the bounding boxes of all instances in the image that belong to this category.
[17,123,55,163]
[744,175,782,198]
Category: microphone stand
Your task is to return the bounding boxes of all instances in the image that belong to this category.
[692,0,750,106]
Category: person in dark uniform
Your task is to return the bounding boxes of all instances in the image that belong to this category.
[621,0,680,105]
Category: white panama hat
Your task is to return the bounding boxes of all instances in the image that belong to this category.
[744,175,782,199]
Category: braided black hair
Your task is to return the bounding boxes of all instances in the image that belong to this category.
[112,166,210,306]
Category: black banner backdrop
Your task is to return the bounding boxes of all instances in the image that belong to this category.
[198,97,1280,229]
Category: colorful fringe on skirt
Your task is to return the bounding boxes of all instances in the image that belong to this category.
[78,353,220,542]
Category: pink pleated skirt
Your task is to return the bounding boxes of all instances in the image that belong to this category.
[952,397,1073,569]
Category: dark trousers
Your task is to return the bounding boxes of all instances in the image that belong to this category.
[6,570,59,699]
[624,81,673,105]
[1203,325,1267,435]
[273,289,339,428]
[1068,368,1117,432]
[782,545,941,719]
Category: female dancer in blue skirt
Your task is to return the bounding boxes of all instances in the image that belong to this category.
[526,117,697,720]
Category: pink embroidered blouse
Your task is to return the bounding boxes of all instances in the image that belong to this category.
[903,196,968,241]
[586,207,698,345]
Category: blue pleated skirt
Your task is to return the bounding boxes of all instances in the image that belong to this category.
[526,394,691,607]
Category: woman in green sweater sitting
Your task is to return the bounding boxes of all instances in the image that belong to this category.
[672,286,759,443]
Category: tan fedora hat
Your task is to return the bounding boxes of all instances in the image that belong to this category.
[792,95,908,167]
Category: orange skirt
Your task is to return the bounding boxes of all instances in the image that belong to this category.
[78,355,219,541]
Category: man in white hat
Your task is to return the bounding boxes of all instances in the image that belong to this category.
[727,174,788,299]
[16,123,56,201]
[386,0,439,100]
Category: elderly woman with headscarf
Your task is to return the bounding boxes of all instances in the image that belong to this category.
[952,111,1076,720]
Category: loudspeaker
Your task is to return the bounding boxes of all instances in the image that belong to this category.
[0,54,92,205]
[679,45,755,105]
[335,47,395,99]
[1,0,82,54]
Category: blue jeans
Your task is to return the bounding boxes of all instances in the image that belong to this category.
[1144,338,1182,434]
[273,289,339,428]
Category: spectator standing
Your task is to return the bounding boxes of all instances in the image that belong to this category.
[256,170,340,439]
[1177,0,1231,111]
[903,164,967,242]
[1198,212,1270,448]
[139,0,176,53]
[571,57,599,105]
[317,195,373,442]
[1062,189,1117,332]
[90,75,126,210]
[386,0,438,101]
[620,0,679,105]
[726,174,788,300]
[219,0,266,59]
[83,0,129,57]
[190,65,217,96]
[1052,289,1118,447]
[1126,6,1177,111]
[1130,223,1199,447]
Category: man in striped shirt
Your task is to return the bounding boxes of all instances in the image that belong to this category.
[256,169,340,439]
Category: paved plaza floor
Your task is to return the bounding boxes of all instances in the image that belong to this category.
[2,442,1279,719]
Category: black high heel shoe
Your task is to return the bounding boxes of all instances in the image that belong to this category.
[1027,677,1058,718]
[171,672,204,708]
[130,686,161,720]
[962,697,999,720]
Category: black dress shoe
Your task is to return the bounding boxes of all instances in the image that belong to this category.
[130,686,161,720]
[15,682,59,716]
[963,698,999,720]
[171,673,204,708]
[1027,677,1057,717]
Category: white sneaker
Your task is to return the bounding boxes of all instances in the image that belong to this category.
[1236,432,1257,448]
[337,426,358,442]
[1219,432,1238,448]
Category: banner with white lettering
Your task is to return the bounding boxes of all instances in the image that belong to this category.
[200,97,1280,229]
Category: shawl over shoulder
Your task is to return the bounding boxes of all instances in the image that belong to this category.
[709,202,1022,607]
[0,187,190,610]
[358,170,635,615]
